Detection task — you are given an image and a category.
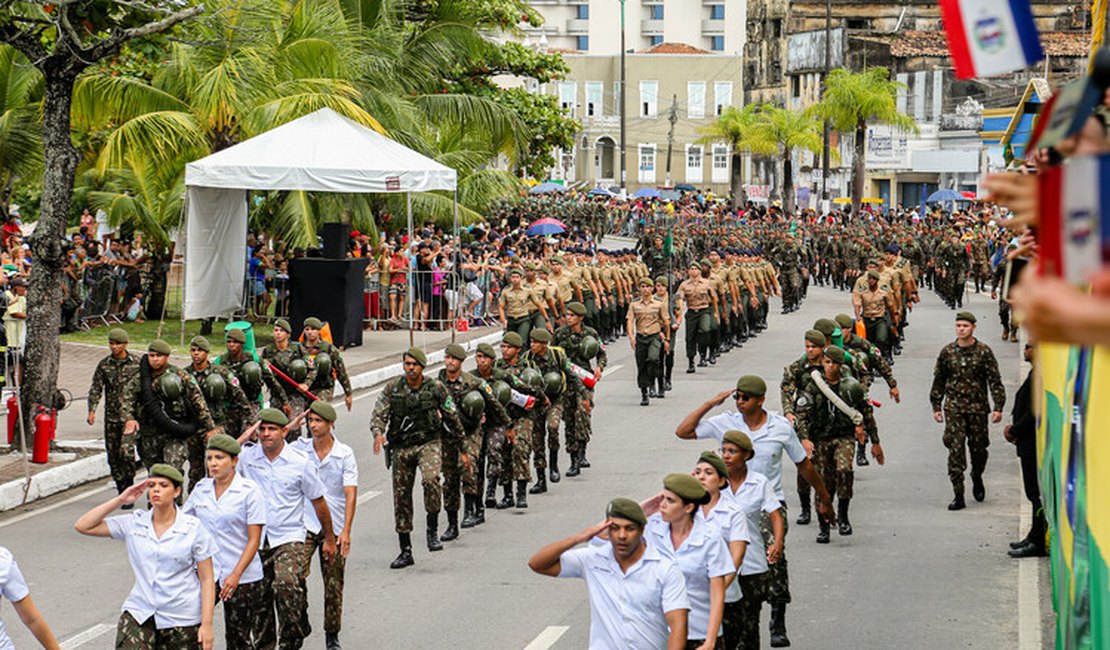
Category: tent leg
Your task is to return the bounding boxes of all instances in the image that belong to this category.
[407,192,414,348]
[451,190,458,344]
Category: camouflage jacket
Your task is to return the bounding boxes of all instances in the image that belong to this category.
[369,376,464,448]
[261,343,316,395]
[795,373,874,442]
[437,369,511,431]
[552,324,608,372]
[930,339,1006,414]
[494,358,546,420]
[185,362,252,426]
[87,353,140,422]
[303,339,353,395]
[215,350,287,408]
[120,363,216,433]
[842,333,896,388]
[523,346,583,398]
[782,355,856,416]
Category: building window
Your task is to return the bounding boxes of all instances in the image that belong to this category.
[576,4,589,19]
[846,18,869,29]
[710,36,725,51]
[639,144,657,183]
[585,81,603,117]
[650,35,663,46]
[712,145,729,183]
[713,81,732,115]
[771,18,782,37]
[710,4,725,20]
[560,147,576,181]
[649,4,664,19]
[575,35,589,51]
[686,144,704,184]
[791,75,801,98]
[687,81,706,119]
[559,81,577,114]
[640,80,658,118]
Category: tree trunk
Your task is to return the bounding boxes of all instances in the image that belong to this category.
[730,152,745,207]
[783,146,795,215]
[20,70,81,449]
[851,120,866,220]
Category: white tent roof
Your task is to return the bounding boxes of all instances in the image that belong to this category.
[184,108,457,193]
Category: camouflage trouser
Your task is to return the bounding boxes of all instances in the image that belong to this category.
[303,530,346,634]
[484,424,510,485]
[460,429,482,496]
[312,387,334,402]
[760,502,791,605]
[442,427,482,511]
[186,431,207,491]
[561,388,591,455]
[258,541,310,649]
[104,420,136,494]
[284,394,308,442]
[508,417,534,483]
[226,402,260,442]
[137,432,188,476]
[999,300,1012,332]
[943,410,990,494]
[533,399,564,473]
[813,438,855,500]
[116,611,200,649]
[391,439,442,533]
[218,577,267,649]
[723,571,768,650]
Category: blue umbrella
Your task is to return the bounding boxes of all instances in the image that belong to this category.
[659,189,682,201]
[633,187,661,199]
[589,188,616,196]
[525,222,566,236]
[529,182,567,194]
[675,183,697,192]
[926,188,964,202]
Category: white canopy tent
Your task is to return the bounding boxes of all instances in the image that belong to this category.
[182,107,457,320]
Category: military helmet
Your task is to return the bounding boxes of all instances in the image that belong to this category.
[543,370,564,397]
[288,359,308,383]
[159,372,184,401]
[202,373,227,401]
[490,380,512,405]
[314,352,332,377]
[460,390,486,420]
[843,378,866,406]
[240,361,262,390]
[579,336,600,360]
[519,367,544,394]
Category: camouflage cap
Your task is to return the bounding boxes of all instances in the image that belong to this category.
[108,328,129,344]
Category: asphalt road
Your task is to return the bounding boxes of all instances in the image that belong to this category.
[2,282,1048,649]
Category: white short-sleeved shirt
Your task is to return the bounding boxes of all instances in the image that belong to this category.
[183,474,267,584]
[644,515,735,641]
[0,547,29,650]
[696,499,750,603]
[292,436,359,536]
[105,509,217,629]
[237,442,325,547]
[695,410,806,501]
[720,471,780,576]
[559,541,690,649]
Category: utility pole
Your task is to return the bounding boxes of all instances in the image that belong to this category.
[665,94,678,186]
[619,0,628,196]
[820,0,832,214]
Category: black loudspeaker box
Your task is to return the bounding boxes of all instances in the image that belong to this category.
[289,257,370,347]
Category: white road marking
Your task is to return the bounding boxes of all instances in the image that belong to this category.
[604,364,624,375]
[60,623,116,649]
[357,490,382,504]
[350,387,383,403]
[0,482,112,530]
[523,626,569,650]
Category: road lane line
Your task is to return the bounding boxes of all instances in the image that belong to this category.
[0,483,112,530]
[60,623,115,649]
[351,387,383,403]
[523,626,569,650]
[357,490,382,504]
[604,364,623,375]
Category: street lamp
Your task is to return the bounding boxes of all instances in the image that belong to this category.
[619,0,627,196]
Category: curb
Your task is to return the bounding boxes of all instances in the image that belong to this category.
[0,452,109,512]
[348,330,505,391]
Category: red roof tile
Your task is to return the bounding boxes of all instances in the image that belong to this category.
[637,42,711,54]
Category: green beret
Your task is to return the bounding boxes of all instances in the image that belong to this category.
[814,318,837,337]
[867,270,880,280]
[551,256,565,265]
[525,262,538,271]
[823,345,846,364]
[206,433,241,457]
[530,328,552,343]
[698,451,728,478]
[148,339,172,355]
[189,336,211,352]
[303,317,323,329]
[655,276,667,286]
[225,328,246,343]
[804,329,827,346]
[108,328,129,344]
[567,302,587,316]
[835,314,854,329]
[510,268,523,277]
[540,265,552,274]
[956,311,977,324]
[444,343,468,361]
[476,343,497,358]
[502,332,523,348]
[404,346,428,367]
[149,463,184,486]
[663,473,709,504]
[735,375,767,397]
[273,318,291,333]
[257,407,289,426]
[722,430,753,453]
[309,399,337,422]
[606,497,647,526]
[699,258,711,267]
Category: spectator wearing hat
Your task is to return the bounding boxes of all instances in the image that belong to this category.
[529,498,690,650]
[75,464,217,649]
[260,319,315,441]
[87,329,142,499]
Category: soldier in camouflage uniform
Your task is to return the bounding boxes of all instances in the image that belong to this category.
[794,345,880,543]
[930,312,1006,510]
[781,329,829,526]
[184,336,251,488]
[86,328,140,497]
[261,318,315,442]
[470,342,521,511]
[370,347,465,568]
[121,340,216,490]
[553,301,607,476]
[301,317,354,410]
[835,313,901,467]
[495,332,545,509]
[215,327,287,439]
[523,328,585,494]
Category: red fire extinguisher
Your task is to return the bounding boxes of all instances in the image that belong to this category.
[31,406,54,464]
[6,394,17,445]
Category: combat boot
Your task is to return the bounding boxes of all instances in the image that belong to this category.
[1010,330,1018,343]
[441,510,459,541]
[687,359,696,374]
[426,513,444,551]
[971,473,986,502]
[837,499,853,536]
[549,450,560,483]
[855,442,869,467]
[474,494,486,525]
[640,388,650,406]
[496,484,514,509]
[1001,327,1010,341]
[796,494,811,525]
[515,480,529,508]
[578,448,591,469]
[698,355,708,367]
[326,632,341,650]
[656,378,666,398]
[390,533,414,569]
[816,517,830,544]
[461,495,479,529]
[529,475,547,494]
[565,451,581,477]
[485,481,498,509]
[948,492,966,511]
[769,603,791,647]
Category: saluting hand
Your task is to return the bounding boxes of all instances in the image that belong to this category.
[639,491,664,517]
[707,389,733,408]
[119,479,150,506]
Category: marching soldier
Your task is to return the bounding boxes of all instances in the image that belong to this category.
[301,317,354,411]
[853,270,898,364]
[184,336,251,489]
[553,301,606,476]
[655,277,678,392]
[781,330,828,525]
[86,328,140,499]
[675,261,718,372]
[500,268,547,344]
[215,327,286,439]
[834,313,900,467]
[470,343,513,511]
[495,332,546,509]
[261,319,315,441]
[523,328,585,494]
[626,277,670,406]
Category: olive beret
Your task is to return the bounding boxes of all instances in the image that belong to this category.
[867,270,881,280]
[206,433,241,456]
[108,328,129,344]
[804,329,827,346]
[303,317,324,330]
[502,332,523,348]
[225,328,246,343]
[823,345,846,364]
[956,311,977,324]
[606,497,647,526]
[663,473,709,505]
[567,302,587,316]
[309,399,337,422]
[638,277,653,287]
[814,318,837,337]
[510,268,523,277]
[698,451,728,478]
[835,314,854,329]
[404,346,428,367]
[699,258,711,267]
[476,343,497,358]
[257,407,289,426]
[540,265,552,274]
[149,463,184,486]
[189,336,211,352]
[551,256,565,264]
[525,262,538,271]
[530,328,552,343]
[735,375,767,397]
[722,429,753,453]
[273,318,292,333]
[148,339,172,355]
[444,343,468,361]
[654,276,667,286]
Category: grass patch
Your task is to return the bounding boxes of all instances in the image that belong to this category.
[62,319,276,351]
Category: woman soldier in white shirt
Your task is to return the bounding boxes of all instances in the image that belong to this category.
[642,474,736,650]
[75,464,217,649]
[0,546,59,650]
[183,434,267,649]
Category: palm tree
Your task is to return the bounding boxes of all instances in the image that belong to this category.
[0,46,43,216]
[807,67,917,217]
[762,106,825,214]
[698,104,776,204]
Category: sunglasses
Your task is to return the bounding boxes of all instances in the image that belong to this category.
[733,392,755,401]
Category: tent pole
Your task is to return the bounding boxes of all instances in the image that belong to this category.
[451,189,458,343]
[407,192,414,348]
[179,197,188,347]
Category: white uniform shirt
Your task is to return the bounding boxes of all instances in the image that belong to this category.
[292,436,359,536]
[559,541,690,649]
[696,499,750,603]
[644,515,735,641]
[183,474,267,584]
[720,471,780,576]
[0,547,29,650]
[237,442,325,547]
[695,410,806,502]
[105,509,217,629]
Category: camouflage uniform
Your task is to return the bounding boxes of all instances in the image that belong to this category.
[303,339,353,402]
[494,358,544,483]
[303,530,346,634]
[794,373,874,501]
[116,611,200,649]
[553,324,608,457]
[929,339,1006,494]
[218,578,268,649]
[261,342,315,441]
[87,352,140,493]
[437,370,510,513]
[258,540,309,649]
[185,362,251,487]
[523,345,583,479]
[215,349,287,438]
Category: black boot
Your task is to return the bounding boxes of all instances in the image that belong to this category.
[474,493,486,525]
[664,378,672,391]
[948,491,966,511]
[565,450,581,477]
[656,378,666,398]
[441,510,459,541]
[426,514,444,551]
[496,484,514,509]
[687,359,696,374]
[461,495,479,529]
[390,533,414,569]
[816,517,830,544]
[698,355,708,367]
[529,474,547,494]
[971,473,986,502]
[640,388,650,406]
[856,442,869,467]
[549,450,560,483]
[796,493,811,525]
[578,448,591,469]
[326,632,341,650]
[515,480,529,508]
[837,499,853,536]
[769,603,791,647]
[485,481,498,508]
